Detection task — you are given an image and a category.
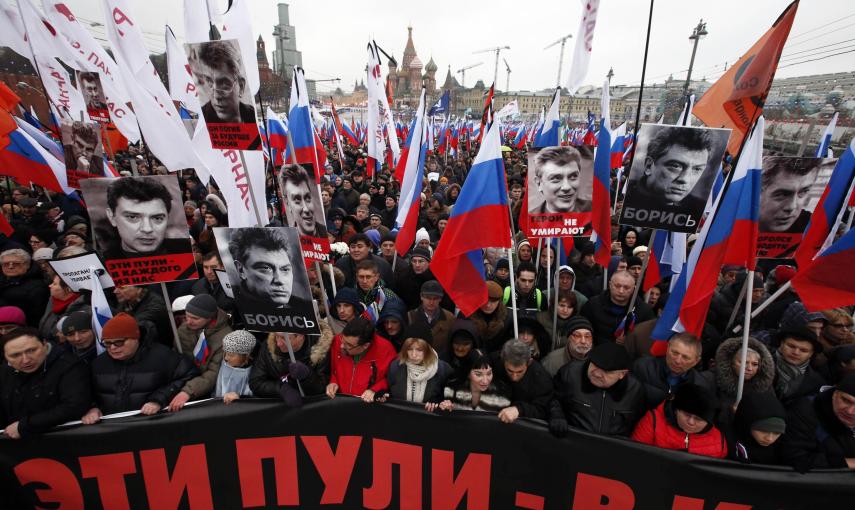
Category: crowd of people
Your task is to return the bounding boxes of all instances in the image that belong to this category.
[0,135,853,474]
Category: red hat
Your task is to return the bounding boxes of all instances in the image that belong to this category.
[773,265,797,285]
[101,313,140,340]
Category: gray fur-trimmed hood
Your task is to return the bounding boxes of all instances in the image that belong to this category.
[714,336,775,398]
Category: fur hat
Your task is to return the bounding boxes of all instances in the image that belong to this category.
[486,281,503,299]
[223,330,257,355]
[588,342,630,371]
[672,383,717,424]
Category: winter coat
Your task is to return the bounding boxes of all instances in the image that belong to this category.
[633,356,716,410]
[335,254,395,289]
[249,321,334,397]
[38,293,88,343]
[329,333,397,396]
[387,358,451,404]
[443,382,512,412]
[631,401,728,459]
[407,307,456,354]
[116,288,173,348]
[728,392,787,465]
[622,319,656,361]
[176,308,232,399]
[772,357,827,407]
[549,360,646,436]
[580,290,655,344]
[191,277,237,318]
[0,344,91,437]
[702,337,775,428]
[470,304,512,353]
[706,280,743,337]
[90,341,199,414]
[0,265,50,327]
[490,358,554,420]
[780,389,855,472]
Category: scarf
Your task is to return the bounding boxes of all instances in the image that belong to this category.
[52,293,80,314]
[215,362,253,398]
[774,350,809,397]
[405,360,438,403]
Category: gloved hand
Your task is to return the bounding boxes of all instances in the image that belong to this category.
[549,417,570,438]
[287,361,311,381]
[279,382,303,408]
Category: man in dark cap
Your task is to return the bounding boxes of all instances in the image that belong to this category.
[407,280,455,354]
[548,342,645,437]
[395,246,445,310]
[542,316,595,376]
[781,373,855,471]
[171,294,232,412]
[61,311,98,363]
[626,255,644,282]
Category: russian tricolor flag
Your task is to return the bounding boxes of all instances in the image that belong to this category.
[534,88,561,148]
[650,117,764,355]
[193,331,210,366]
[792,222,855,311]
[432,120,511,316]
[815,111,837,158]
[610,122,627,169]
[0,126,72,194]
[287,67,319,176]
[90,266,113,355]
[589,80,613,268]
[642,229,686,292]
[395,88,427,256]
[267,107,288,167]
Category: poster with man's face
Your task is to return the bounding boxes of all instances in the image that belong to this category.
[185,39,261,151]
[80,175,198,286]
[61,118,106,188]
[526,145,594,238]
[76,71,110,124]
[213,226,319,334]
[757,156,835,259]
[619,124,730,233]
[277,163,331,263]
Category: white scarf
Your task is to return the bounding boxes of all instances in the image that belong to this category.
[405,360,438,403]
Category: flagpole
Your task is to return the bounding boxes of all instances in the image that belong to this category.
[327,262,337,299]
[314,261,331,322]
[238,150,265,227]
[733,280,792,333]
[546,238,552,308]
[552,269,560,350]
[735,270,755,405]
[725,276,749,333]
[624,0,655,173]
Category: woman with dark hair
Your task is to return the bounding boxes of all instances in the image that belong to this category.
[432,350,511,413]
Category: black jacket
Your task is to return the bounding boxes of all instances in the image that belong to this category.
[116,288,173,348]
[386,359,451,404]
[0,345,91,437]
[727,392,787,466]
[491,357,553,420]
[549,360,645,436]
[90,342,199,414]
[335,254,395,289]
[633,356,715,410]
[192,277,237,318]
[0,265,50,327]
[249,324,333,398]
[780,389,855,472]
[581,290,654,344]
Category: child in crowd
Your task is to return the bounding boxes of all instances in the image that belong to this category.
[216,330,257,404]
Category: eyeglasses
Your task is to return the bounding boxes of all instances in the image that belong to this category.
[1,261,24,268]
[342,342,365,352]
[571,331,593,340]
[102,339,129,348]
[829,323,852,330]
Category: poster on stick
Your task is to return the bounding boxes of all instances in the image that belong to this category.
[757,156,835,259]
[619,124,730,232]
[213,226,319,334]
[76,71,110,124]
[184,39,261,151]
[80,175,199,286]
[278,163,331,262]
[61,119,106,188]
[525,145,593,238]
[48,252,114,292]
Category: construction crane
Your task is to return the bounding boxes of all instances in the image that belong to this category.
[544,33,573,87]
[503,58,511,92]
[455,62,483,88]
[473,45,510,87]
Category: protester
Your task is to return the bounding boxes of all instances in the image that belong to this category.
[60,311,98,363]
[376,297,409,350]
[0,306,27,336]
[407,280,455,354]
[538,289,580,348]
[442,319,480,385]
[112,284,172,347]
[355,259,399,321]
[328,287,364,334]
[385,337,450,404]
[470,281,512,351]
[335,233,394,288]
[38,275,86,343]
[503,261,546,313]
[192,251,237,317]
[0,249,50,327]
[633,333,714,409]
[491,339,553,423]
[703,337,775,427]
[541,316,595,377]
[326,317,397,402]
[249,323,333,402]
[728,392,788,465]
[0,327,91,439]
[215,330,256,403]
[436,350,512,412]
[773,328,827,406]
[581,270,654,344]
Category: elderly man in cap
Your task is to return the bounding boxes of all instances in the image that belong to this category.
[407,280,456,354]
[83,313,198,424]
[61,311,98,363]
[781,373,855,471]
[0,249,50,327]
[170,294,232,411]
[549,342,646,437]
[542,316,595,377]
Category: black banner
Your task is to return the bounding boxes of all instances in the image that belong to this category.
[1,398,852,509]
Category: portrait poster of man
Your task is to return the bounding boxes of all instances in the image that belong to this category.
[76,71,110,124]
[619,124,730,233]
[79,175,198,286]
[213,227,319,334]
[757,156,835,259]
[525,145,594,238]
[184,39,261,151]
[277,163,331,263]
[61,119,106,188]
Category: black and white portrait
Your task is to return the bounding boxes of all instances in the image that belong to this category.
[213,226,319,334]
[185,39,261,151]
[76,71,109,124]
[80,175,198,286]
[61,119,104,175]
[278,164,328,239]
[620,124,730,233]
[527,146,593,214]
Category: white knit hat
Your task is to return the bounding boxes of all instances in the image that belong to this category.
[223,330,257,355]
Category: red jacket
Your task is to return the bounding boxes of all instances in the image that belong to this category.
[329,333,397,396]
[631,403,727,459]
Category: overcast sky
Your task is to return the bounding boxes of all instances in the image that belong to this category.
[63,0,855,96]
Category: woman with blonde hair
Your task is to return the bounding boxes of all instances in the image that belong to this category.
[385,335,450,405]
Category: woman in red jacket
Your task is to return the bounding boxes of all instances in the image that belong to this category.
[326,317,397,402]
[631,383,727,459]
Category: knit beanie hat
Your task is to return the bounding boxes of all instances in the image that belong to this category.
[837,373,855,397]
[415,228,430,245]
[673,383,717,424]
[380,231,397,245]
[496,258,510,271]
[626,256,643,268]
[411,246,432,262]
[223,330,257,355]
[364,229,381,248]
[102,313,140,340]
[33,248,55,261]
[62,311,92,335]
[186,294,218,319]
[0,306,26,326]
[588,342,630,371]
[565,316,594,337]
[333,287,362,309]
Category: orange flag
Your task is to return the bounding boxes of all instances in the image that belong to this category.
[693,1,799,155]
[0,82,21,152]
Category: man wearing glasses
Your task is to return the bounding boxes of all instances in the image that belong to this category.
[0,249,50,328]
[81,313,198,425]
[326,317,396,403]
[192,40,257,125]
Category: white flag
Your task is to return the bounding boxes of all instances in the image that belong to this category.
[165,26,202,114]
[183,0,212,43]
[565,0,600,95]
[102,0,203,171]
[365,41,399,166]
[90,266,113,354]
[496,100,520,120]
[0,3,29,59]
[220,0,259,95]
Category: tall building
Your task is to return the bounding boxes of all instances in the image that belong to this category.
[271,3,302,86]
[387,26,438,108]
[257,36,287,109]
